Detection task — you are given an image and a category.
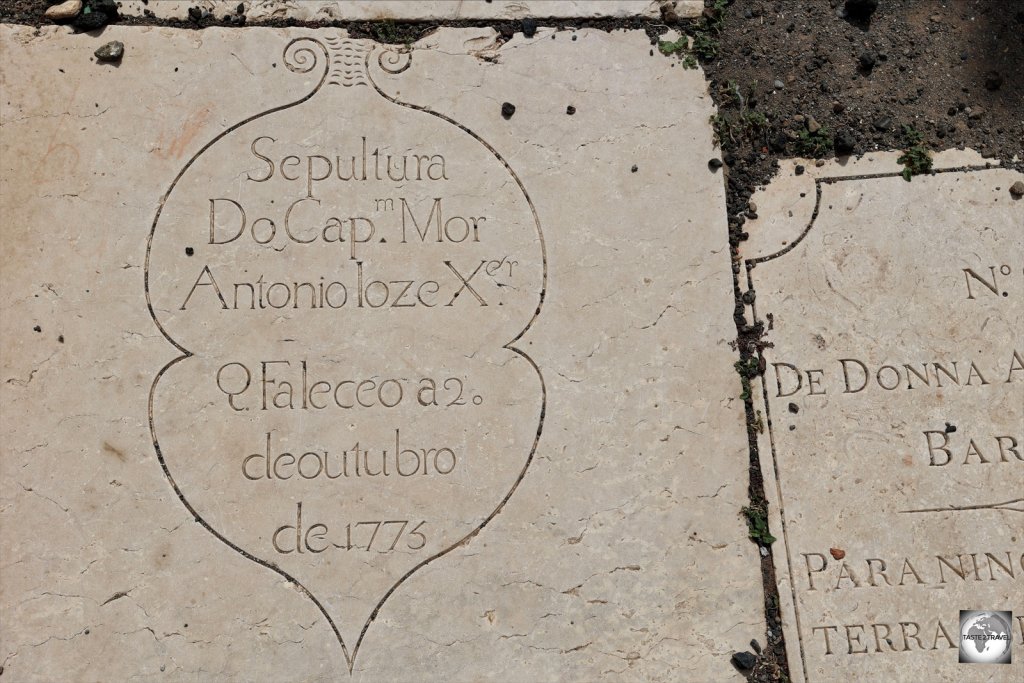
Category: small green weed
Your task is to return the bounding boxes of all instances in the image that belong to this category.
[898,125,932,181]
[658,36,688,56]
[710,114,733,145]
[739,377,751,401]
[692,32,719,60]
[734,356,761,379]
[658,37,700,70]
[656,0,728,68]
[741,504,777,545]
[742,111,769,132]
[793,127,833,157]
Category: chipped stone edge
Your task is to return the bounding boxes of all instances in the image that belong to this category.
[113,0,703,22]
[739,148,1001,262]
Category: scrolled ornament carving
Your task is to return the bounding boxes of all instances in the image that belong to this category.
[377,46,413,74]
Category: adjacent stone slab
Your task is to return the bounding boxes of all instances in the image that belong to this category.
[117,0,702,22]
[0,25,759,681]
[742,154,1024,682]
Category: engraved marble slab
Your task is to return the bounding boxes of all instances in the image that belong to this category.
[742,153,1024,683]
[116,0,702,22]
[0,26,760,681]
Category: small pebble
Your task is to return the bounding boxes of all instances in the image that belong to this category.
[834,129,856,156]
[44,0,82,22]
[631,165,638,173]
[732,651,758,670]
[1010,181,1024,198]
[708,158,723,171]
[94,41,124,62]
[566,105,576,115]
[806,116,821,134]
[773,80,784,90]
[748,200,758,213]
[521,17,537,38]
[795,164,805,175]
[501,102,516,119]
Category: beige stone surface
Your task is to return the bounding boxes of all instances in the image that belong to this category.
[0,25,760,681]
[742,155,1024,682]
[117,0,702,21]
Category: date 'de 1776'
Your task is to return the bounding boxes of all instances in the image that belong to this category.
[272,502,427,555]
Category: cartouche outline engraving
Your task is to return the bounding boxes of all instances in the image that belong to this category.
[145,36,547,673]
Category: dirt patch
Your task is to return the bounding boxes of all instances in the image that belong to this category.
[703,0,1023,224]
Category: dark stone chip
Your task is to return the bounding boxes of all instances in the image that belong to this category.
[844,0,878,21]
[94,41,124,62]
[732,651,758,670]
[73,10,108,30]
[834,129,856,156]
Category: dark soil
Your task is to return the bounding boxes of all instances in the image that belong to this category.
[703,0,1023,222]
[2,2,1021,682]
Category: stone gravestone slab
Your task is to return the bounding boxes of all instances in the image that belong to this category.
[742,153,1024,683]
[0,26,762,681]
